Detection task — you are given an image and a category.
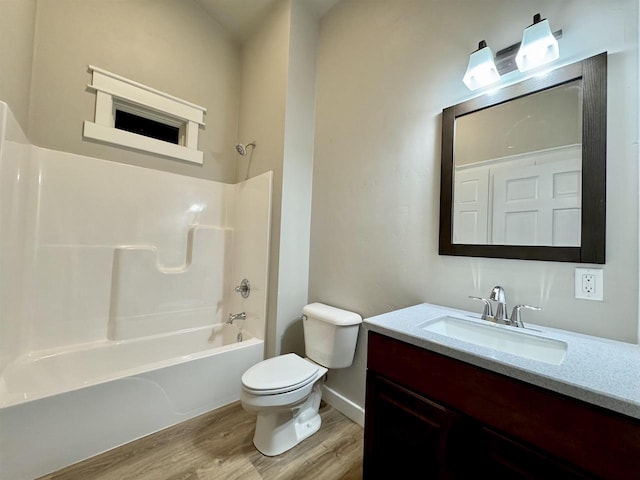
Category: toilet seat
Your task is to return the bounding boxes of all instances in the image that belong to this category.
[241,353,321,395]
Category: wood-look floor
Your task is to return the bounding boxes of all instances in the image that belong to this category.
[39,401,364,480]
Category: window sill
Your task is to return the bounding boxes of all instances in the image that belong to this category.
[83,121,203,164]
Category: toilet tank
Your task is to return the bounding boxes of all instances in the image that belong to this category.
[302,303,362,369]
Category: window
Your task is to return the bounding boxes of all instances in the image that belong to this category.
[114,109,180,145]
[83,66,206,164]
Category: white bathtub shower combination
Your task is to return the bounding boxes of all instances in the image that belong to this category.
[0,102,272,480]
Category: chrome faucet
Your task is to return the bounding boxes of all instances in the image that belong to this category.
[489,286,509,324]
[227,312,246,324]
[470,286,541,328]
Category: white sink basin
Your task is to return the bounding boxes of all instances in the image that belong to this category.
[420,316,567,365]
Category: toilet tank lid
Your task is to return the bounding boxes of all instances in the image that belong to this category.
[303,302,362,326]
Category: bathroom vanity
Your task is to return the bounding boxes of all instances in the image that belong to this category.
[363,303,640,479]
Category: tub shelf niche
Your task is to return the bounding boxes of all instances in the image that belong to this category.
[108,225,231,340]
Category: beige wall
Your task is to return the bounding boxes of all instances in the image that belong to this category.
[237,0,291,357]
[310,0,638,408]
[0,0,37,133]
[237,0,319,358]
[28,0,240,182]
[277,0,318,356]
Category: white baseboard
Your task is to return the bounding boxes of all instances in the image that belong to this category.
[321,385,365,427]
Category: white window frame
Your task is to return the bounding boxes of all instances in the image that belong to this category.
[83,65,206,164]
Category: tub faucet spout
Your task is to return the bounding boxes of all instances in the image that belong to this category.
[227,312,246,324]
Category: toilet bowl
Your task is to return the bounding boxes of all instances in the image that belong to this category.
[240,303,362,456]
[240,353,328,456]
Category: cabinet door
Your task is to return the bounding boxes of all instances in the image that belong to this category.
[363,372,478,479]
[480,427,592,479]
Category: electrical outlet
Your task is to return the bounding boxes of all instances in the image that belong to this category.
[575,268,603,301]
[582,274,595,294]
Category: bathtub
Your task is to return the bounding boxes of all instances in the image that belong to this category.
[0,324,263,480]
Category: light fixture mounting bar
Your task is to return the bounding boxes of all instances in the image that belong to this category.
[494,29,562,75]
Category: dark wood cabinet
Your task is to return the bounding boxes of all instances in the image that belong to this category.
[364,372,479,478]
[364,331,640,480]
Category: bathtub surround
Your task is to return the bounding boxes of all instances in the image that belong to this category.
[0,101,272,479]
[0,101,271,368]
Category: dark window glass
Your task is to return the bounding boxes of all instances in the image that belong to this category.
[115,110,179,145]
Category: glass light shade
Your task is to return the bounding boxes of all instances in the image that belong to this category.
[463,45,500,91]
[515,18,559,72]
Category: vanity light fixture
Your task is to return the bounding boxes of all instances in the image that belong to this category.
[515,13,560,72]
[463,40,501,91]
[462,16,562,89]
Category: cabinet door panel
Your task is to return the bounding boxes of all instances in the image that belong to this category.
[363,373,476,479]
[480,427,592,479]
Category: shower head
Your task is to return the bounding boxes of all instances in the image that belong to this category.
[235,141,256,156]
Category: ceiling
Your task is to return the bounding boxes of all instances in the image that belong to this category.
[196,0,340,43]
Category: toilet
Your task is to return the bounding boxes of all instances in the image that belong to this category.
[240,302,362,456]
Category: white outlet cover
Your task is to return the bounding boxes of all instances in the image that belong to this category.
[575,267,604,301]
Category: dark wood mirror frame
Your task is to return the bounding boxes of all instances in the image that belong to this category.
[439,52,607,263]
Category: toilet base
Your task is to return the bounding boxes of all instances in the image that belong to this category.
[252,382,323,456]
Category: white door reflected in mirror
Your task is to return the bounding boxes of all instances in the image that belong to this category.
[452,80,582,247]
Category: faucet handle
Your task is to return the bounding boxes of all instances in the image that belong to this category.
[234,278,250,298]
[469,296,493,320]
[510,304,541,328]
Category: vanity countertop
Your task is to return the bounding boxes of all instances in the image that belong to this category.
[364,302,640,420]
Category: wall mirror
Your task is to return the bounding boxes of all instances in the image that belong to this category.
[439,52,607,263]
